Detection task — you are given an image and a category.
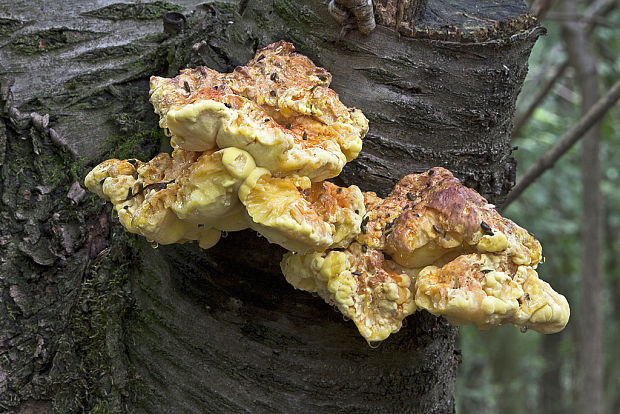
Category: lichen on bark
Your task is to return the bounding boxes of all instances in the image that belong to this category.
[0,75,166,412]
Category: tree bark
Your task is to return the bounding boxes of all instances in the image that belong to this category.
[0,1,541,412]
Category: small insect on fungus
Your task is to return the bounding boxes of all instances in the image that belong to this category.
[361,216,369,234]
[125,182,143,201]
[142,180,175,193]
[480,221,494,236]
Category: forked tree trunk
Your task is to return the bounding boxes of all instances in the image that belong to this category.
[0,1,541,412]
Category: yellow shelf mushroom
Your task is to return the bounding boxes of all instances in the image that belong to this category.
[357,167,542,269]
[149,41,367,180]
[415,252,570,334]
[239,168,365,253]
[281,168,569,342]
[85,41,569,343]
[282,242,416,342]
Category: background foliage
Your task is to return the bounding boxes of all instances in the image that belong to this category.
[455,6,620,413]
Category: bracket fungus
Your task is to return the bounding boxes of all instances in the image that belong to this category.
[149,41,367,180]
[282,168,569,341]
[85,41,569,344]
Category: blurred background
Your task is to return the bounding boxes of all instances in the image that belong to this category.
[455,1,620,413]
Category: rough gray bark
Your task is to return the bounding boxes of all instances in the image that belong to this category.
[561,2,603,414]
[0,1,541,412]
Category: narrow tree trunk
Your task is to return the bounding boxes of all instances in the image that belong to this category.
[0,1,542,412]
[541,333,564,414]
[561,2,603,414]
[604,211,620,413]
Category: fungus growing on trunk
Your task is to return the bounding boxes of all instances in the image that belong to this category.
[85,41,569,343]
[281,168,569,341]
[149,41,367,180]
[239,169,365,253]
[282,242,416,341]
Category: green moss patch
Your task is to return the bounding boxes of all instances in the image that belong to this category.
[273,0,323,28]
[0,17,22,37]
[81,1,184,21]
[73,44,142,64]
[10,27,103,55]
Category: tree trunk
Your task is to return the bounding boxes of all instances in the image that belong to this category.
[540,333,564,414]
[561,2,603,414]
[606,214,620,413]
[0,1,541,412]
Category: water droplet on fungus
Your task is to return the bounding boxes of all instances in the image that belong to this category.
[520,325,528,333]
[151,241,159,249]
[368,340,382,349]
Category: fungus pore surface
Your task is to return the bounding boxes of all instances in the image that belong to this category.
[85,41,569,343]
